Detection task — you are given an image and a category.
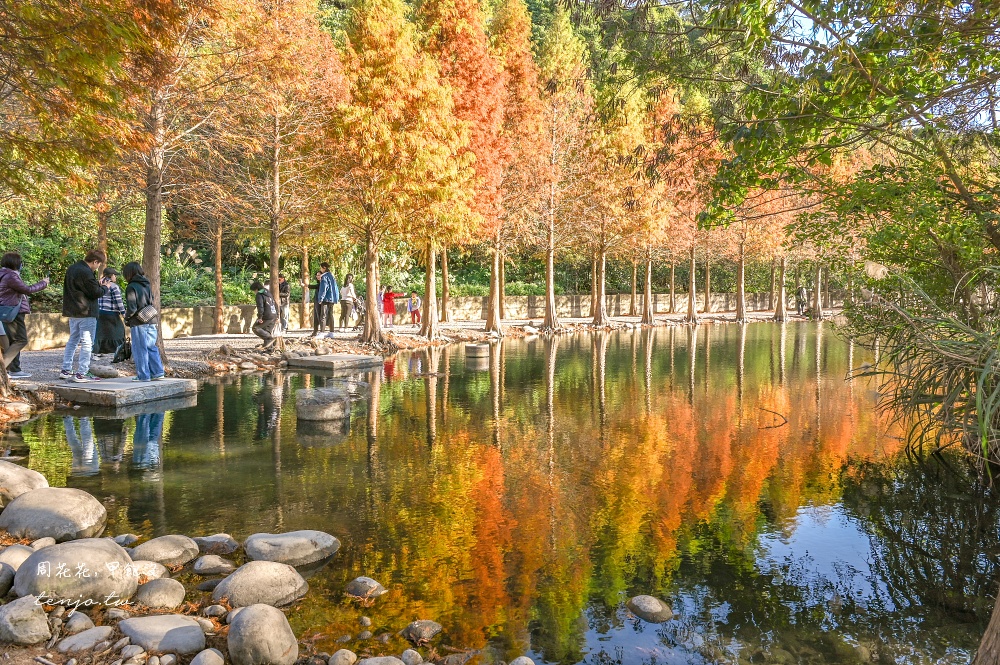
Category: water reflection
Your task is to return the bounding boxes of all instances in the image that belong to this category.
[13,324,1000,664]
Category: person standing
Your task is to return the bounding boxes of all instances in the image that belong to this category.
[381,285,400,329]
[339,273,357,330]
[251,280,279,350]
[278,274,291,333]
[407,291,422,326]
[61,250,108,382]
[795,285,808,316]
[93,267,126,355]
[123,262,165,382]
[0,252,50,379]
[312,262,340,335]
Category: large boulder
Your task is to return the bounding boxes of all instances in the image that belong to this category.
[0,461,47,508]
[0,544,35,571]
[212,561,308,608]
[227,604,298,665]
[14,538,137,605]
[296,388,350,421]
[134,578,186,609]
[244,531,340,568]
[119,615,206,654]
[0,487,106,541]
[193,533,240,555]
[131,535,199,566]
[0,595,51,645]
[625,595,673,623]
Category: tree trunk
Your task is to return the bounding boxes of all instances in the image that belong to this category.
[268,111,283,350]
[736,247,747,322]
[440,246,450,323]
[589,254,597,320]
[641,255,654,325]
[774,255,788,322]
[669,264,676,313]
[824,267,831,309]
[813,263,824,319]
[769,258,776,310]
[300,244,309,329]
[703,258,712,313]
[974,591,1000,665]
[361,229,384,345]
[592,248,608,326]
[499,252,506,320]
[629,261,637,316]
[485,243,503,334]
[97,210,109,259]
[420,241,439,339]
[0,363,10,399]
[543,213,560,329]
[686,245,698,324]
[214,220,224,334]
[143,96,167,361]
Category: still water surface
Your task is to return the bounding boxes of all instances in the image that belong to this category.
[9,323,1000,664]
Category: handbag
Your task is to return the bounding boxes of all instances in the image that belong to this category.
[112,338,132,364]
[135,304,158,324]
[0,295,24,322]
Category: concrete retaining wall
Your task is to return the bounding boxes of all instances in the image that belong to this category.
[19,291,840,350]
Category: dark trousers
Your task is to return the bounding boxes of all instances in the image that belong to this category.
[1,313,28,373]
[313,302,334,333]
[253,319,277,348]
[339,301,354,329]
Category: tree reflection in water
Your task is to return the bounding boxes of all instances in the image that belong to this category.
[14,323,1000,664]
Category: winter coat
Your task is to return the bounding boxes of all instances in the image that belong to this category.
[62,260,107,318]
[125,275,158,327]
[317,271,340,304]
[0,268,48,314]
[256,289,278,321]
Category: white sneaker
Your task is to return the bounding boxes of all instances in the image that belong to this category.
[8,371,31,379]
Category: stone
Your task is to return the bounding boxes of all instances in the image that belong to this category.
[0,544,34,571]
[400,651,422,665]
[226,608,244,625]
[112,636,131,651]
[57,626,115,653]
[296,388,350,421]
[0,487,106,542]
[465,343,489,358]
[358,658,405,665]
[227,604,298,665]
[114,535,140,547]
[400,621,442,645]
[15,538,137,605]
[328,649,357,665]
[31,537,56,550]
[134,578,185,610]
[359,617,372,627]
[357,631,372,640]
[625,595,673,623]
[131,560,169,581]
[376,634,391,645]
[119,615,206,654]
[197,579,222,592]
[193,534,240,555]
[244,531,340,568]
[120,645,146,660]
[148,657,159,665]
[509,658,534,665]
[106,608,131,621]
[89,365,120,379]
[64,611,95,635]
[130,535,199,566]
[0,563,14,596]
[0,460,48,508]
[196,617,215,633]
[212,561,308,608]
[193,555,234,575]
[191,648,225,665]
[202,605,227,618]
[50,606,66,618]
[161,654,178,665]
[345,577,386,600]
[0,595,51,644]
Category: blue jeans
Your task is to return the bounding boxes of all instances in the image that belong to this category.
[131,323,164,380]
[62,317,98,374]
[133,412,164,468]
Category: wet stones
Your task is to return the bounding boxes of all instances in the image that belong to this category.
[244,531,340,568]
[227,604,298,665]
[15,538,137,605]
[625,595,673,623]
[130,535,199,566]
[295,389,350,421]
[0,487,106,541]
[345,577,387,601]
[212,561,308,608]
[400,621,441,646]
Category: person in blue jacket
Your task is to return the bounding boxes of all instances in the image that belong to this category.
[310,262,340,337]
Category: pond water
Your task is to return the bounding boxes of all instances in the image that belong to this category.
[6,322,1000,664]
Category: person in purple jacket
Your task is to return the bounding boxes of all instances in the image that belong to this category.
[0,252,50,379]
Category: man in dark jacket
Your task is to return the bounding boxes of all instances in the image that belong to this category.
[251,281,279,350]
[61,250,109,383]
[278,274,290,332]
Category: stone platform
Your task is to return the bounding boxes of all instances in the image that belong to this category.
[45,377,200,408]
[287,354,382,375]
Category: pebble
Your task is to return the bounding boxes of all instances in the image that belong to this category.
[112,637,131,651]
[121,645,146,660]
[337,635,352,644]
[64,611,95,635]
[359,617,372,627]
[66,659,77,665]
[190,649,225,665]
[196,618,215,634]
[509,659,534,665]
[148,657,159,665]
[377,634,391,644]
[358,631,372,640]
[161,655,178,665]
[50,607,66,619]
[202,605,228,618]
[401,650,422,665]
[328,649,357,665]
[107,609,131,622]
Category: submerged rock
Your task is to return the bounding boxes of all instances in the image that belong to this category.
[212,561,308,607]
[15,538,137,605]
[625,595,673,623]
[130,535,199,566]
[400,621,442,645]
[296,388,350,421]
[345,577,386,600]
[244,531,340,568]
[227,604,298,665]
[0,487,106,541]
